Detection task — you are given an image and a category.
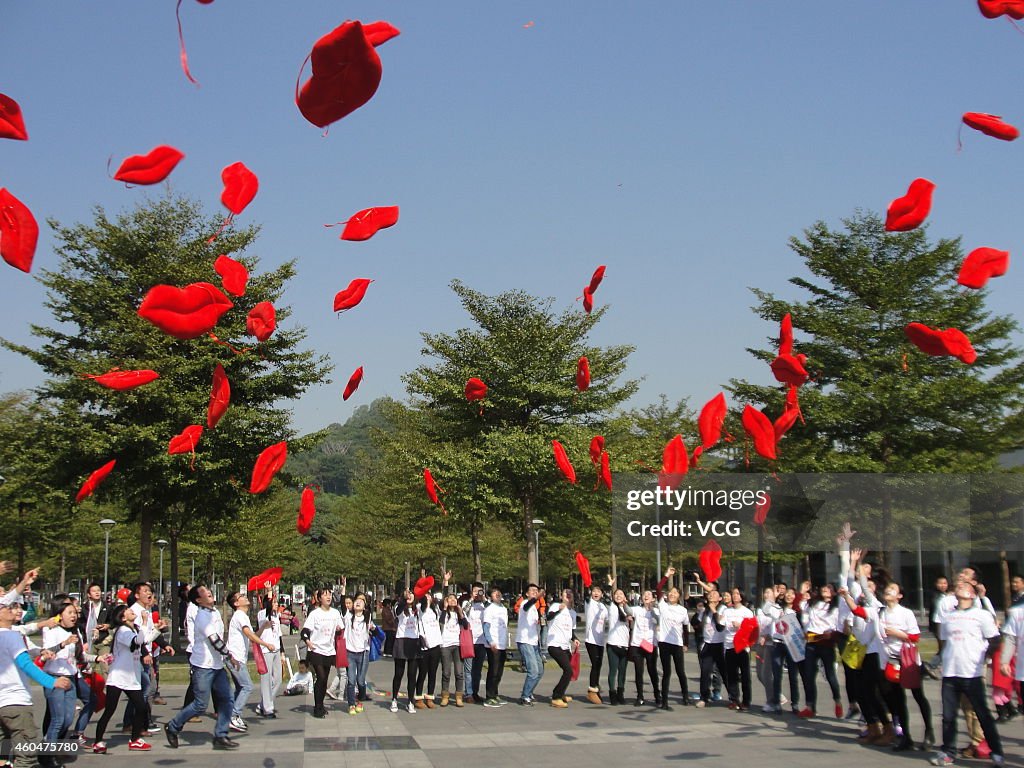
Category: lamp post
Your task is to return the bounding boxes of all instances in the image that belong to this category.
[531,519,545,585]
[99,519,116,598]
[156,539,168,614]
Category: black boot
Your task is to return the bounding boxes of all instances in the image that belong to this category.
[893,735,914,752]
[615,688,625,705]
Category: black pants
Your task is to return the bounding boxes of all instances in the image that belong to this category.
[392,658,419,701]
[549,646,573,700]
[851,653,888,726]
[585,642,604,689]
[485,648,506,699]
[659,642,688,701]
[725,648,751,706]
[470,644,487,697]
[631,647,659,700]
[307,651,334,714]
[802,641,841,710]
[941,676,1002,758]
[416,646,441,697]
[880,672,910,740]
[699,642,726,702]
[383,630,396,656]
[909,681,933,734]
[95,687,146,742]
[607,644,628,692]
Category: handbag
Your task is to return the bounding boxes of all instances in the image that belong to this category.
[840,635,866,670]
[253,643,268,675]
[334,629,348,668]
[369,627,385,662]
[639,639,654,654]
[570,647,580,681]
[884,658,901,684]
[900,642,921,689]
[459,627,475,660]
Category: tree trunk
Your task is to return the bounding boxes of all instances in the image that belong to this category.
[139,506,153,581]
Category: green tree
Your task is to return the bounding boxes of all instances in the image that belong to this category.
[730,211,1024,562]
[395,280,638,583]
[1,193,331,634]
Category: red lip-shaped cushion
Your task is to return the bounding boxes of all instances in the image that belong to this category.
[962,112,1019,141]
[333,278,373,311]
[978,0,1024,19]
[465,377,487,402]
[885,178,935,232]
[113,145,185,185]
[343,366,364,401]
[297,487,316,535]
[297,21,384,129]
[699,539,723,583]
[699,393,728,449]
[246,302,276,342]
[214,254,248,297]
[0,93,28,141]
[76,459,117,503]
[770,353,809,388]
[659,434,688,490]
[576,356,591,392]
[168,425,203,455]
[85,369,160,390]
[0,188,39,273]
[137,282,233,339]
[552,440,577,484]
[250,441,288,494]
[905,322,977,364]
[340,206,399,241]
[742,405,777,461]
[207,363,230,428]
[957,247,1009,289]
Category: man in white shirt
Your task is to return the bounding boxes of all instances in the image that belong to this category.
[461,582,488,703]
[930,580,1004,767]
[225,591,276,732]
[482,589,509,707]
[165,586,239,751]
[515,584,543,706]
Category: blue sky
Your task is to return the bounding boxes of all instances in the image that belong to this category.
[2,2,1023,435]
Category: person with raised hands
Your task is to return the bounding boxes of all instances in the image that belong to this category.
[583,576,611,705]
[439,587,469,707]
[255,582,284,718]
[224,591,276,733]
[604,582,632,705]
[91,604,152,755]
[390,590,421,714]
[299,587,344,719]
[344,594,376,715]
[481,587,509,708]
[629,589,660,706]
[694,588,727,708]
[545,588,580,708]
[655,567,690,710]
[800,583,843,719]
[515,583,544,707]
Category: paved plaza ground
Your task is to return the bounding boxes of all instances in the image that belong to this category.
[10,652,1024,768]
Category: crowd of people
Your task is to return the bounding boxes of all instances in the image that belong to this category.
[0,521,1022,767]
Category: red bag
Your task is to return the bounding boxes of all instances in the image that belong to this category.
[570,647,580,681]
[87,672,107,713]
[900,643,921,689]
[253,643,268,675]
[884,660,901,684]
[459,627,475,660]
[334,630,348,668]
[639,639,654,654]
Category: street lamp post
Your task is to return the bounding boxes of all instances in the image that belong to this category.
[156,539,168,614]
[98,519,117,598]
[531,518,545,585]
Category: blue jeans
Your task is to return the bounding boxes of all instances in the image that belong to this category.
[940,676,1003,758]
[231,662,254,717]
[74,675,94,734]
[771,642,802,707]
[168,666,233,739]
[43,679,77,743]
[346,651,369,705]
[518,642,543,700]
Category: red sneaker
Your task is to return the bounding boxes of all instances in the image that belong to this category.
[92,742,107,754]
[834,702,843,718]
[128,739,152,751]
[975,740,992,759]
[798,708,815,718]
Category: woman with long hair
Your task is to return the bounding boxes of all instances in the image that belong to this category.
[801,583,843,718]
[92,604,152,753]
[439,593,469,707]
[605,584,632,705]
[629,590,660,706]
[299,587,343,719]
[255,584,283,718]
[771,588,804,715]
[656,568,689,710]
[757,586,782,711]
[415,591,443,708]
[390,590,421,713]
[546,588,579,708]
[344,595,375,715]
[42,601,92,750]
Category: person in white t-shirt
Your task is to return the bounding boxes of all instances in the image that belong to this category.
[722,588,755,711]
[438,592,469,708]
[255,585,283,717]
[931,580,1003,767]
[583,578,611,705]
[545,589,579,708]
[225,592,276,732]
[482,588,509,707]
[284,659,313,695]
[877,582,923,752]
[605,585,633,705]
[461,582,488,703]
[299,588,344,719]
[629,590,659,706]
[656,568,690,710]
[91,604,152,754]
[515,584,543,706]
[345,595,376,713]
[415,592,443,708]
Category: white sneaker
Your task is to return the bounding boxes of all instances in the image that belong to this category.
[229,716,247,732]
[762,704,779,713]
[390,699,399,713]
[407,701,416,714]
[780,695,789,707]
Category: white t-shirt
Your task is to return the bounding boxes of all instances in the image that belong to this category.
[465,601,487,644]
[606,603,631,647]
[226,610,252,662]
[880,603,919,658]
[286,670,313,693]
[258,608,281,648]
[803,601,838,635]
[302,607,343,656]
[935,593,996,623]
[629,606,657,648]
[192,607,226,670]
[42,626,78,677]
[185,602,198,653]
[657,600,688,646]
[722,605,754,650]
[418,606,442,649]
[940,605,998,678]
[1002,607,1024,682]
[758,602,782,638]
[345,613,373,653]
[483,603,509,650]
[584,598,609,646]
[106,625,142,690]
[546,603,577,650]
[0,628,35,707]
[516,600,540,645]
[395,607,419,640]
[440,611,462,648]
[700,608,725,644]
